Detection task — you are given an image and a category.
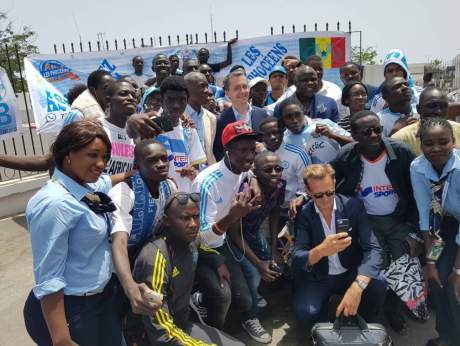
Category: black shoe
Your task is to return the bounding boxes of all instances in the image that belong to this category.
[385,310,407,334]
[426,337,451,346]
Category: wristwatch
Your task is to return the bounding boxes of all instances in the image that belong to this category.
[354,278,368,290]
[453,267,460,276]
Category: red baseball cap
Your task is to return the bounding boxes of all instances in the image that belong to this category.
[221,121,257,147]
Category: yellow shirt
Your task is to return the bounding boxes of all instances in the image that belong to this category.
[391,120,460,156]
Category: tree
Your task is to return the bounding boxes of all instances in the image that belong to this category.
[352,46,378,65]
[0,12,38,92]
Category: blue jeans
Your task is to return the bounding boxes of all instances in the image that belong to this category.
[292,270,386,326]
[223,238,272,319]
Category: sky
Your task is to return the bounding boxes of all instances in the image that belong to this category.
[3,0,460,64]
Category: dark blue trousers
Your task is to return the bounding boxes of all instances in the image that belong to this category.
[292,270,386,325]
[23,276,122,346]
[430,217,460,345]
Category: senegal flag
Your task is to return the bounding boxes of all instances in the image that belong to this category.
[299,37,346,68]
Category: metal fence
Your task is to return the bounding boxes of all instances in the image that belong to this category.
[50,21,357,54]
[429,57,460,93]
[0,21,362,183]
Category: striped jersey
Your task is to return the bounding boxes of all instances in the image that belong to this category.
[192,160,248,248]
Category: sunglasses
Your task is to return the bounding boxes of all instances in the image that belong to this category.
[262,165,284,174]
[360,126,383,137]
[310,190,335,199]
[164,192,200,213]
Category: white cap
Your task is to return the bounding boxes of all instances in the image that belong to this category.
[249,76,269,89]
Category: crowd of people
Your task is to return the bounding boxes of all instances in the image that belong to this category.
[3,43,460,346]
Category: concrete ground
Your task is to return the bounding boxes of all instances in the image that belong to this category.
[0,214,437,346]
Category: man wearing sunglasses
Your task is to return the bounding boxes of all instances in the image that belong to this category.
[225,151,286,343]
[291,164,385,327]
[330,110,419,333]
[131,192,244,345]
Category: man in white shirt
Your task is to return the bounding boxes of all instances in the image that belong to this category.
[184,72,217,165]
[156,76,207,192]
[291,164,385,326]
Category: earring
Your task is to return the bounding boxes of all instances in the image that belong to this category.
[67,157,71,166]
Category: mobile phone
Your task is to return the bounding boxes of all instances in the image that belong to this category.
[336,219,350,234]
[152,115,174,132]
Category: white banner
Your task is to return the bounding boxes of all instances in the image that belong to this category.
[25,31,350,134]
[0,67,21,139]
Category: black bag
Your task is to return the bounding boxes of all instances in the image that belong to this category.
[311,315,392,346]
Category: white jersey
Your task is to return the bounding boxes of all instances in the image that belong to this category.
[192,160,248,248]
[378,107,417,137]
[103,120,134,175]
[284,118,350,164]
[358,152,399,215]
[157,123,207,192]
[273,143,311,208]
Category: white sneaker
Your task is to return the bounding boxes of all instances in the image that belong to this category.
[189,291,207,325]
[241,318,272,344]
[257,295,268,308]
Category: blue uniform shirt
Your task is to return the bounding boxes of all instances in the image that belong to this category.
[26,168,113,299]
[410,149,460,245]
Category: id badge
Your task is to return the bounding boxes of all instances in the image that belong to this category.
[426,239,445,261]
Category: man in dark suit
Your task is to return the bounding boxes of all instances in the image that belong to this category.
[273,65,339,122]
[291,164,386,326]
[213,71,269,161]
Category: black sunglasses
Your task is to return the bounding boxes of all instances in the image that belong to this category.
[164,192,200,213]
[262,165,284,174]
[311,190,335,199]
[360,126,383,137]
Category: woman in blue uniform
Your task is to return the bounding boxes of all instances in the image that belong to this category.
[410,117,460,346]
[23,120,122,346]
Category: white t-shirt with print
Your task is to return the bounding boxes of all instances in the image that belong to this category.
[157,123,207,192]
[192,160,248,248]
[358,152,399,215]
[103,120,134,175]
[109,179,177,238]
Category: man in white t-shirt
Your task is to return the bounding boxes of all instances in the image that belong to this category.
[279,98,352,164]
[101,80,138,174]
[155,76,207,192]
[258,116,311,208]
[330,110,419,334]
[109,139,176,317]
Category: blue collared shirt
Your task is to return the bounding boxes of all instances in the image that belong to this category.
[186,104,205,149]
[208,84,225,99]
[232,103,253,128]
[26,168,113,299]
[410,149,460,245]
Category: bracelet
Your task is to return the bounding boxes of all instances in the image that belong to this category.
[425,260,436,265]
[213,222,225,235]
[453,267,460,276]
